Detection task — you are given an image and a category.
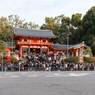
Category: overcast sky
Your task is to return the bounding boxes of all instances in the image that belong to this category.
[0,0,95,26]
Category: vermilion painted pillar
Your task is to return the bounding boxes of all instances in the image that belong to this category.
[9,49,11,56]
[19,47,20,59]
[72,52,73,57]
[75,51,77,57]
[28,45,30,55]
[47,47,49,55]
[68,53,69,57]
[19,46,22,59]
[19,47,20,54]
[21,46,22,59]
[56,50,57,59]
[40,46,42,54]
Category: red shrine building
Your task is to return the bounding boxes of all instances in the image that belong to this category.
[5,42,15,56]
[5,28,87,59]
[50,42,87,58]
[13,28,56,58]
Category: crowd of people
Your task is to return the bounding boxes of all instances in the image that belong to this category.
[20,53,95,71]
[0,53,95,71]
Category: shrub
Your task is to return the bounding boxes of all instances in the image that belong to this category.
[2,56,18,63]
[65,57,95,64]
[84,57,95,63]
[65,57,78,63]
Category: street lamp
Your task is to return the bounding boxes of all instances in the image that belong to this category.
[67,33,71,58]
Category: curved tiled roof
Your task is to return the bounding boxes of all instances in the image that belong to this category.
[52,42,87,50]
[6,42,15,47]
[69,42,86,49]
[52,44,71,50]
[14,28,56,38]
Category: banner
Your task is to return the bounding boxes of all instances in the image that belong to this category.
[82,57,84,64]
[6,54,10,62]
[92,54,94,61]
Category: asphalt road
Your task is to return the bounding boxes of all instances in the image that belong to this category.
[0,71,95,95]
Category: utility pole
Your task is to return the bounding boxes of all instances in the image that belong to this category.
[67,33,71,58]
[12,23,14,55]
[67,34,69,58]
[1,52,3,72]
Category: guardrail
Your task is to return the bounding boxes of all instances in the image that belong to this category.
[0,66,95,72]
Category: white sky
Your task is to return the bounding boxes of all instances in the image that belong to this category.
[0,0,95,26]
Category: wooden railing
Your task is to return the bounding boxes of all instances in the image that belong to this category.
[17,41,53,45]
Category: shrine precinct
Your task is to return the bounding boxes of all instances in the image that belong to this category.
[5,28,87,59]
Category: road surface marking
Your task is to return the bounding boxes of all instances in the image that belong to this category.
[69,73,89,76]
[28,75,37,77]
[0,75,19,78]
[4,74,11,75]
[53,73,60,75]
[10,76,19,78]
[45,73,89,77]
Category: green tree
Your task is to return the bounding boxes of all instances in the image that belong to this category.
[8,15,24,27]
[71,13,82,27]
[21,21,39,29]
[82,6,95,34]
[0,32,5,41]
[82,6,95,55]
[41,16,59,43]
[70,27,84,44]
[0,15,39,44]
[60,16,71,44]
[83,48,92,57]
[22,22,28,29]
[0,17,12,42]
[28,21,39,29]
[0,40,6,53]
[69,13,83,44]
[8,15,39,29]
[41,15,72,44]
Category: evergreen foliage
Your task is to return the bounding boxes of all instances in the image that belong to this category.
[65,57,95,64]
[3,56,18,63]
[0,40,6,53]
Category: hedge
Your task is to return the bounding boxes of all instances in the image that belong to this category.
[65,57,78,63]
[65,57,95,64]
[1,56,18,63]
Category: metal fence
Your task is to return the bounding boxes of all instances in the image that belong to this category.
[0,65,95,72]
